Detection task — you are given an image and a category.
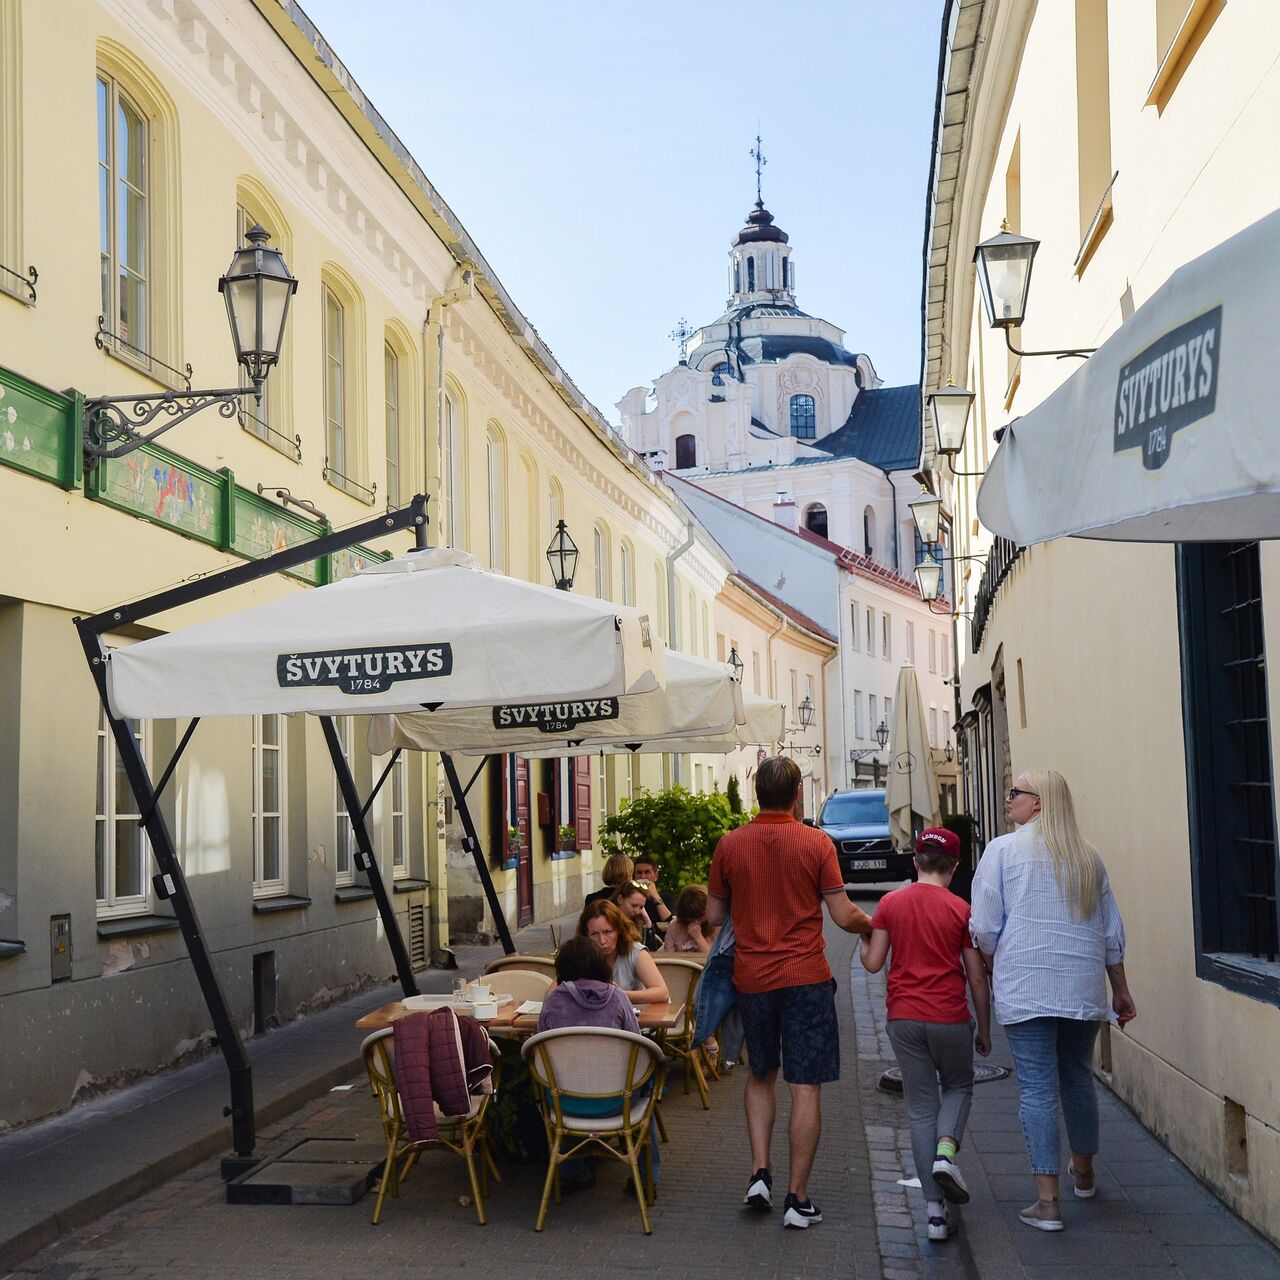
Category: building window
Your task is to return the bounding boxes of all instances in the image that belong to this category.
[333,716,355,887]
[863,506,877,559]
[853,691,865,739]
[1178,542,1280,985]
[881,613,892,661]
[620,541,635,606]
[675,434,697,469]
[1074,0,1113,249]
[929,706,939,747]
[486,424,506,572]
[884,696,893,730]
[252,714,286,897]
[789,669,799,719]
[384,343,400,506]
[95,709,150,917]
[98,73,148,350]
[790,395,816,439]
[444,389,465,548]
[905,620,916,666]
[746,256,755,292]
[940,632,950,677]
[928,628,938,674]
[751,651,761,695]
[594,522,611,599]
[803,502,828,538]
[869,694,878,739]
[323,286,346,476]
[388,752,408,880]
[850,601,860,650]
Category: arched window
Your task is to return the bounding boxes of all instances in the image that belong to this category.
[675,434,697,469]
[804,503,828,540]
[620,540,635,606]
[443,385,465,547]
[320,265,368,496]
[790,395,816,439]
[732,261,740,294]
[863,505,877,559]
[746,256,756,292]
[97,73,149,350]
[594,522,611,599]
[323,285,346,475]
[384,343,400,505]
[486,423,506,572]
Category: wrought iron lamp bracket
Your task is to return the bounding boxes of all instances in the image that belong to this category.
[1002,328,1095,361]
[83,387,248,466]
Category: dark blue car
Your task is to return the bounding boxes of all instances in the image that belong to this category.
[817,788,914,885]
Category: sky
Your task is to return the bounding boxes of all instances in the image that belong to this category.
[299,1,944,422]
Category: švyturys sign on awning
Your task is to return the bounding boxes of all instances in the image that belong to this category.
[277,643,452,695]
[1114,306,1220,470]
[492,698,620,734]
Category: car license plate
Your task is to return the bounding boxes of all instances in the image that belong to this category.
[853,859,886,870]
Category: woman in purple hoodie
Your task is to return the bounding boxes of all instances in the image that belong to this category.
[537,936,640,1033]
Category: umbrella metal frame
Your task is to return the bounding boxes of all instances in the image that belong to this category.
[71,493,518,1178]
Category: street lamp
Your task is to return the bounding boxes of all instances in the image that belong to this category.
[84,226,297,466]
[909,491,942,546]
[916,559,943,602]
[728,646,744,683]
[973,223,1095,360]
[798,694,814,729]
[928,380,976,460]
[545,519,579,591]
[849,719,890,762]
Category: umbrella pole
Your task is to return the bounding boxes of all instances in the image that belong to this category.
[440,753,516,954]
[74,620,258,1175]
[320,717,419,997]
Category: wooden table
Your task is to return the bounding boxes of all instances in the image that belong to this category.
[356,998,679,1035]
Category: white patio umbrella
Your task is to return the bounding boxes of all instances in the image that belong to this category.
[884,663,941,853]
[455,687,785,759]
[367,649,743,756]
[978,208,1280,545]
[106,547,665,719]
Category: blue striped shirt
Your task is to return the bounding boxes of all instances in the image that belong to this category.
[970,824,1125,1026]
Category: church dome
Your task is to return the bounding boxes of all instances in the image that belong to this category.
[733,201,789,246]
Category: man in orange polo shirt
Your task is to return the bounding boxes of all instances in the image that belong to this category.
[708,757,871,1229]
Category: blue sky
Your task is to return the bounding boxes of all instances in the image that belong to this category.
[300,1,944,420]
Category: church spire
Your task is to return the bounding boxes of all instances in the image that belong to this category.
[727,137,795,307]
[750,134,767,206]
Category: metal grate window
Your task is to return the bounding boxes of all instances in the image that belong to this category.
[1178,541,1279,976]
[790,394,816,439]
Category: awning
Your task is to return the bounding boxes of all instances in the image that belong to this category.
[106,547,665,718]
[977,208,1280,545]
[367,649,743,756]
[885,663,941,853]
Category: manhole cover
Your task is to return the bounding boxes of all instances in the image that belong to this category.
[878,1063,1010,1094]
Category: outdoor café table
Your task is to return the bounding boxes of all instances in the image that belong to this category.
[355,998,679,1035]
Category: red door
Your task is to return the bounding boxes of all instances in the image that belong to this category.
[573,756,592,850]
[515,755,533,926]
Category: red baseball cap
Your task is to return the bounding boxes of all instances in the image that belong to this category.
[915,827,960,858]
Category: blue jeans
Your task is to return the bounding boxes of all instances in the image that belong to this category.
[1003,1018,1101,1176]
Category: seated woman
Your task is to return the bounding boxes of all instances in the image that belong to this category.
[537,936,640,1033]
[662,884,716,955]
[578,900,669,1005]
[612,879,663,952]
[583,852,635,908]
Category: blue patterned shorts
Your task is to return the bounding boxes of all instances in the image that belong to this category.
[737,978,839,1085]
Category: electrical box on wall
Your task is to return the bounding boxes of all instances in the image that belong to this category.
[50,914,71,982]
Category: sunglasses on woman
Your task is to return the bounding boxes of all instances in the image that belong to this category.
[624,880,651,893]
[1006,787,1038,801]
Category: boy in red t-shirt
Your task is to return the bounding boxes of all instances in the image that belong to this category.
[860,828,991,1242]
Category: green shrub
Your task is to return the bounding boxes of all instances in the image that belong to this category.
[726,774,744,814]
[599,785,749,889]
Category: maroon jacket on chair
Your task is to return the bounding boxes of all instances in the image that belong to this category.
[393,1009,494,1142]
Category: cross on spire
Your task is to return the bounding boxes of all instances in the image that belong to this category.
[750,134,767,205]
[668,317,692,360]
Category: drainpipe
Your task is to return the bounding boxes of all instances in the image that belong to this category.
[423,267,475,549]
[665,519,696,783]
[422,267,473,958]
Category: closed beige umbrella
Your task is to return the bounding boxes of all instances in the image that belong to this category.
[885,663,942,853]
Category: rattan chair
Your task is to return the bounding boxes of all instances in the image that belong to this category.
[653,956,711,1109]
[483,953,557,981]
[488,968,553,1005]
[521,1027,665,1234]
[361,1027,500,1226]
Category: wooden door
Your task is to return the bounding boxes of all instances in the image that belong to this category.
[515,755,533,926]
[573,756,592,849]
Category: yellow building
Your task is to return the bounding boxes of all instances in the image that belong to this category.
[924,0,1280,1239]
[0,0,719,1127]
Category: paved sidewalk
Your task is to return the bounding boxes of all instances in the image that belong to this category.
[848,933,1280,1279]
[0,912,577,1271]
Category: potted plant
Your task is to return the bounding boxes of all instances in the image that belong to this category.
[556,823,577,853]
[507,824,521,858]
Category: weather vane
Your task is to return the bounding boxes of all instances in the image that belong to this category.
[750,134,767,205]
[669,317,692,358]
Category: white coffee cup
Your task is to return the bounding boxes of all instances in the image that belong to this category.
[468,981,493,1002]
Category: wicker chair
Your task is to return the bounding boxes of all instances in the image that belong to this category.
[521,1027,665,1233]
[483,953,557,981]
[488,968,553,1005]
[653,956,711,1109]
[361,1027,500,1226]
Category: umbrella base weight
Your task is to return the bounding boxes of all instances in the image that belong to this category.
[225,1137,383,1205]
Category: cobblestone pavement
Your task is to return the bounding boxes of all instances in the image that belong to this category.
[6,904,1279,1280]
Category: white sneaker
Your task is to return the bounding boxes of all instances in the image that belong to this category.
[927,1201,956,1241]
[744,1168,772,1209]
[932,1156,970,1204]
[782,1193,822,1228]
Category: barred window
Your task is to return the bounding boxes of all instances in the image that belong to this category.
[790,395,816,439]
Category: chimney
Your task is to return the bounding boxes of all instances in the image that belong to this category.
[772,490,797,532]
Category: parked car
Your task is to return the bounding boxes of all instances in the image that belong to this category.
[817,788,915,885]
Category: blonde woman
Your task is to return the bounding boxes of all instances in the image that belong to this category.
[970,770,1136,1234]
[583,852,634,908]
